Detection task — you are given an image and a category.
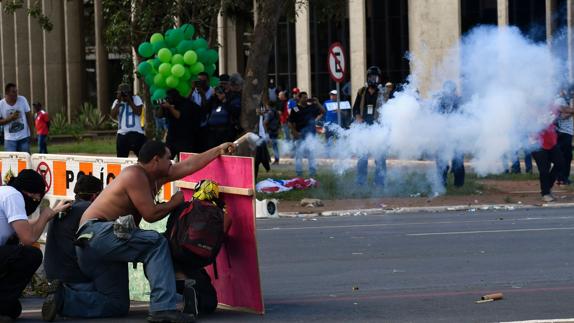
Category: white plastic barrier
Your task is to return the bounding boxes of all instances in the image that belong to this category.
[0,152,31,184]
[30,154,174,202]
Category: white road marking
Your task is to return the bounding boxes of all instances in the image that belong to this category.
[21,304,149,314]
[408,227,574,236]
[500,319,574,323]
[258,215,574,232]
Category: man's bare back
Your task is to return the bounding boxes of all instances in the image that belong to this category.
[80,141,235,226]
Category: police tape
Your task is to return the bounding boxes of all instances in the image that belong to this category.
[0,153,174,202]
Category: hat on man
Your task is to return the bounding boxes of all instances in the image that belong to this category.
[74,174,103,195]
[9,170,46,195]
[329,90,337,95]
[292,87,300,94]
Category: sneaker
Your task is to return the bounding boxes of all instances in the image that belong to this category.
[542,194,555,202]
[147,310,195,323]
[182,280,198,315]
[41,281,63,322]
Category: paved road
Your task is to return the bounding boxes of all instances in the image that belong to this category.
[19,207,574,322]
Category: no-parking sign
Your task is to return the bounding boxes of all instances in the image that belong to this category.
[327,42,346,83]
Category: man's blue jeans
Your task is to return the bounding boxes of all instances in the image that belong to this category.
[295,126,317,177]
[5,137,29,153]
[356,155,386,186]
[37,135,48,153]
[67,220,178,317]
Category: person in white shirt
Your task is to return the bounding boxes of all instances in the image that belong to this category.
[111,83,146,158]
[0,83,34,153]
[0,170,70,320]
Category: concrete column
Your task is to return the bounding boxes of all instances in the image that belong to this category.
[64,0,84,120]
[217,11,227,73]
[224,17,239,74]
[546,0,556,45]
[408,0,461,96]
[28,0,45,105]
[295,0,312,94]
[14,9,30,98]
[42,0,66,115]
[1,6,16,88]
[497,0,509,26]
[349,0,367,102]
[568,0,574,81]
[94,0,109,114]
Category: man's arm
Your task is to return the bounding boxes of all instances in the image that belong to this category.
[127,96,143,116]
[125,168,184,223]
[160,142,235,184]
[0,113,17,126]
[160,102,181,119]
[11,201,71,245]
[111,99,121,119]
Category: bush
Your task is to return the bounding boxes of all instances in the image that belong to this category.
[77,103,113,130]
[50,103,115,136]
[50,113,85,136]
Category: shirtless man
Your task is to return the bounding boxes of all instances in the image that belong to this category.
[41,140,234,323]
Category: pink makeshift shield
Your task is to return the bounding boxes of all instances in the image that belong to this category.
[176,153,264,314]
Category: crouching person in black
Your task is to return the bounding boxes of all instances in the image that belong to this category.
[0,170,71,320]
[42,174,103,321]
[165,180,232,317]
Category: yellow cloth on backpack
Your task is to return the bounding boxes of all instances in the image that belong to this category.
[192,180,220,202]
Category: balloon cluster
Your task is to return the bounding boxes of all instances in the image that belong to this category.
[137,24,219,101]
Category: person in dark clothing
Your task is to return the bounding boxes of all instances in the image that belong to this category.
[353,66,386,186]
[434,80,465,188]
[0,170,70,320]
[532,122,564,202]
[289,92,325,177]
[226,73,243,140]
[264,104,281,164]
[158,89,197,160]
[205,86,237,150]
[42,175,104,320]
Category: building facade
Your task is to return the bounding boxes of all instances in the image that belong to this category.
[0,0,571,117]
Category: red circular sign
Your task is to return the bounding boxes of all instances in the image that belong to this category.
[36,162,52,193]
[327,42,346,83]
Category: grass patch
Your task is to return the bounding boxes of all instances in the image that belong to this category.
[256,166,485,201]
[480,172,538,181]
[7,137,118,155]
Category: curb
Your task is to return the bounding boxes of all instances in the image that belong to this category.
[262,202,574,219]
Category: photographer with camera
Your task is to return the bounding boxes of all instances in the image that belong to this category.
[288,91,325,177]
[157,89,197,160]
[111,83,146,158]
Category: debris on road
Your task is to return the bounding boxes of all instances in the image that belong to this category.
[300,198,324,208]
[476,292,503,303]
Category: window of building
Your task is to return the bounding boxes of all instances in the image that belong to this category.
[461,0,498,35]
[365,0,409,85]
[509,0,546,42]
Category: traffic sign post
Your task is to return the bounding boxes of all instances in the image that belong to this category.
[328,42,346,127]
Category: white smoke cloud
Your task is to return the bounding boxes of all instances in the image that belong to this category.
[275,26,563,195]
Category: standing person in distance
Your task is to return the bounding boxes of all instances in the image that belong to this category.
[0,83,34,153]
[34,102,50,154]
[111,83,146,158]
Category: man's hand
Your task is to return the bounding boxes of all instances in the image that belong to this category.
[10,111,20,121]
[219,142,236,155]
[116,92,122,101]
[42,200,72,221]
[170,191,185,206]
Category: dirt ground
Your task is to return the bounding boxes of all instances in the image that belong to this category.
[276,179,574,213]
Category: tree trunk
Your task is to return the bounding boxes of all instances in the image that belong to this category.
[240,0,286,132]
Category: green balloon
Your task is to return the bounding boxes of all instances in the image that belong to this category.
[196,48,208,63]
[144,73,155,86]
[176,40,194,54]
[180,24,195,39]
[152,88,167,101]
[158,48,172,63]
[138,61,152,75]
[153,74,166,88]
[189,62,205,75]
[182,69,191,81]
[205,63,216,76]
[150,33,164,44]
[191,38,208,50]
[137,42,154,58]
[176,81,191,97]
[158,62,172,76]
[183,50,198,65]
[152,40,167,54]
[204,49,219,65]
[171,64,185,78]
[209,76,220,88]
[166,75,179,88]
[165,28,184,47]
[150,85,158,95]
[171,54,184,65]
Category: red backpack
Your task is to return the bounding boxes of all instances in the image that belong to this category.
[168,199,225,271]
